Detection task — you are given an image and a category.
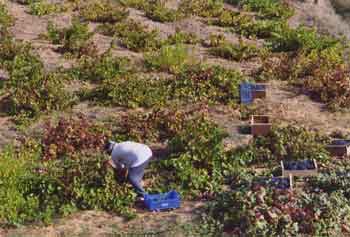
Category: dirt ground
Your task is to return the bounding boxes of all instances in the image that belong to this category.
[1,201,205,237]
[288,0,350,38]
[267,81,350,135]
[2,0,350,236]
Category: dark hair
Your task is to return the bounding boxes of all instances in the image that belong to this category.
[104,140,112,154]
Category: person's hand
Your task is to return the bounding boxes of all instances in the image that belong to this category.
[114,167,128,183]
[119,167,128,179]
[104,159,116,169]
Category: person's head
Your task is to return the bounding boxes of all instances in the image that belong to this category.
[104,140,116,155]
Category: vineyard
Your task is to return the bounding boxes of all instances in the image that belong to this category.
[1,0,350,236]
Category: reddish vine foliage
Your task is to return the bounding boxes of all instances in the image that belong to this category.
[261,51,350,109]
[42,115,107,160]
[118,105,209,143]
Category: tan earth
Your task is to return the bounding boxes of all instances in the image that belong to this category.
[1,0,350,236]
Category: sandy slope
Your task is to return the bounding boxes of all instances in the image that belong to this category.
[1,0,350,236]
[289,0,350,38]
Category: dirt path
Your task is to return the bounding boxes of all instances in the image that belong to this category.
[289,0,350,38]
[1,201,204,237]
[6,1,74,70]
[0,117,17,151]
[267,80,350,135]
[2,1,350,235]
[7,1,47,40]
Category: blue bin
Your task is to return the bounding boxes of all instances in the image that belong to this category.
[332,139,350,146]
[240,83,253,104]
[144,190,181,211]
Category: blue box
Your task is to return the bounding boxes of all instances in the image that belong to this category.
[144,191,181,211]
[240,83,253,104]
[331,139,350,146]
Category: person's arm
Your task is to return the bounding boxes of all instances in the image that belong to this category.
[111,145,124,169]
[110,155,124,169]
[107,159,116,168]
[115,160,125,170]
[111,156,128,181]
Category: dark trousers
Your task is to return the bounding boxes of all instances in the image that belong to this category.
[127,160,149,196]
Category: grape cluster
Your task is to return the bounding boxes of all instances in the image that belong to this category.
[284,160,314,170]
[270,177,290,189]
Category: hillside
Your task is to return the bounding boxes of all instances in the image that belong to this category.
[290,0,350,38]
[1,0,350,236]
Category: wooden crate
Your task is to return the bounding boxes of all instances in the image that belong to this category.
[250,115,271,136]
[252,83,267,99]
[281,159,318,177]
[287,174,293,189]
[326,139,350,157]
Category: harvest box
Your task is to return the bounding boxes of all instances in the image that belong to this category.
[326,139,350,157]
[240,83,267,104]
[281,159,318,177]
[144,190,181,212]
[250,115,271,136]
[240,83,253,104]
[251,83,267,100]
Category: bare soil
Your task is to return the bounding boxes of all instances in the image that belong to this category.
[288,0,350,38]
[1,201,204,237]
[267,80,350,135]
[1,0,350,236]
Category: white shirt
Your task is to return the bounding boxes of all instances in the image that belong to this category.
[111,141,152,168]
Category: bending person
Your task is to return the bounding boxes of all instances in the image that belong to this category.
[105,141,152,197]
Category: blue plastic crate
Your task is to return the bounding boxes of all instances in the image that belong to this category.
[144,191,181,211]
[240,83,253,104]
[332,139,350,146]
